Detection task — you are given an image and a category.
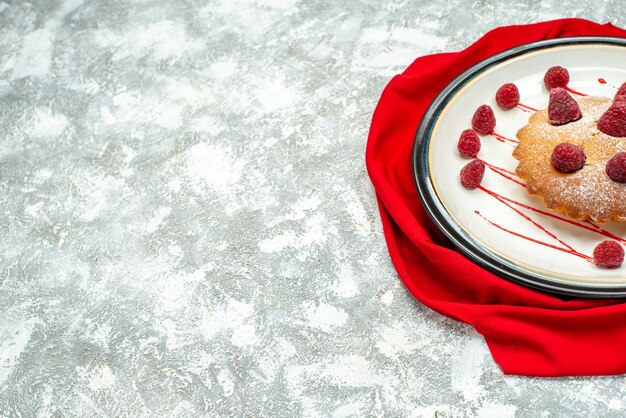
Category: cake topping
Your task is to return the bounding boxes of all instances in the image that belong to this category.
[547,87,581,125]
[598,102,626,137]
[606,152,626,183]
[457,129,481,158]
[495,83,520,109]
[544,66,569,89]
[551,143,585,173]
[460,159,485,189]
[471,105,496,134]
[593,240,624,268]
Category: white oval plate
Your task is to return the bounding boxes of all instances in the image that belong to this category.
[413,37,626,298]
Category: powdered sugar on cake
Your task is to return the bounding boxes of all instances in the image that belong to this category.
[513,96,626,223]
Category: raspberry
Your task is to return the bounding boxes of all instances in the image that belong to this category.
[551,143,585,173]
[606,152,626,183]
[598,102,626,137]
[615,96,626,106]
[544,66,570,89]
[460,159,485,189]
[457,129,481,158]
[547,87,581,125]
[593,240,624,268]
[495,83,520,109]
[471,105,496,134]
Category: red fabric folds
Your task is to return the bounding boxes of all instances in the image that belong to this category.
[366,19,626,376]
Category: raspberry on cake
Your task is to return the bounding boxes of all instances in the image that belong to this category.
[598,102,626,137]
[547,88,581,125]
[551,143,585,173]
[606,152,626,183]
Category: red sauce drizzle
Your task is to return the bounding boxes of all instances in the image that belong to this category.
[598,78,618,89]
[478,186,577,247]
[476,186,593,262]
[565,86,588,96]
[477,184,626,245]
[474,209,591,261]
[516,103,538,113]
[489,131,519,144]
[473,178,626,265]
[479,159,526,187]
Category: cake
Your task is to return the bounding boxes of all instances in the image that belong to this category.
[513,95,626,223]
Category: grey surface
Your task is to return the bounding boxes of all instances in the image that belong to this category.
[1,0,625,417]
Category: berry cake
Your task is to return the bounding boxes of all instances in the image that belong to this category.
[513,94,626,223]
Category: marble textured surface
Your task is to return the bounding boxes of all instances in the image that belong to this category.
[1,1,626,417]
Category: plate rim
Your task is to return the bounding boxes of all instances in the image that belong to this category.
[412,36,626,299]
